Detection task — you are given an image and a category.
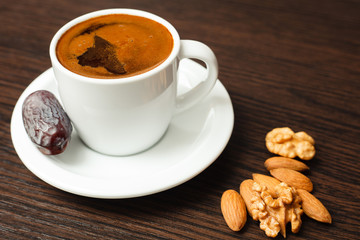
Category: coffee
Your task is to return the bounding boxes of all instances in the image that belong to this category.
[56,14,173,79]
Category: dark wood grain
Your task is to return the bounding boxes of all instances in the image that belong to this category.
[1,0,359,239]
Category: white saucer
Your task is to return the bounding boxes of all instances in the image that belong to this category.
[11,59,234,199]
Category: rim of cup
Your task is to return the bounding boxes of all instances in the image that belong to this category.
[49,8,181,85]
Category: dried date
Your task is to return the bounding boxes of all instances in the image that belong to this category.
[22,90,72,155]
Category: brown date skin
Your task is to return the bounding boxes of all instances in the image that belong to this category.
[22,90,72,155]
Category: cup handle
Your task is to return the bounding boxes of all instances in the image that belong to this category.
[175,40,218,113]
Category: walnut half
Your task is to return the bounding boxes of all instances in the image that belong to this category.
[249,182,303,238]
[265,127,315,160]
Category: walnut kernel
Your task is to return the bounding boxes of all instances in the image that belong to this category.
[265,127,315,160]
[249,181,303,238]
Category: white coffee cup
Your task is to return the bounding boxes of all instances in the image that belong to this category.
[49,9,218,156]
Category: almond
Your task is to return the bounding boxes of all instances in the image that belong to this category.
[264,156,309,172]
[297,189,332,223]
[221,189,247,231]
[239,179,255,216]
[270,168,313,192]
[252,173,281,197]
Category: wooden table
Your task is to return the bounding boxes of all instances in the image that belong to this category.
[1,0,359,239]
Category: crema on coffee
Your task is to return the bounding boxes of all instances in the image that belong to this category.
[56,14,173,79]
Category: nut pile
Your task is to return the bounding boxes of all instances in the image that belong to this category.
[221,127,331,238]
